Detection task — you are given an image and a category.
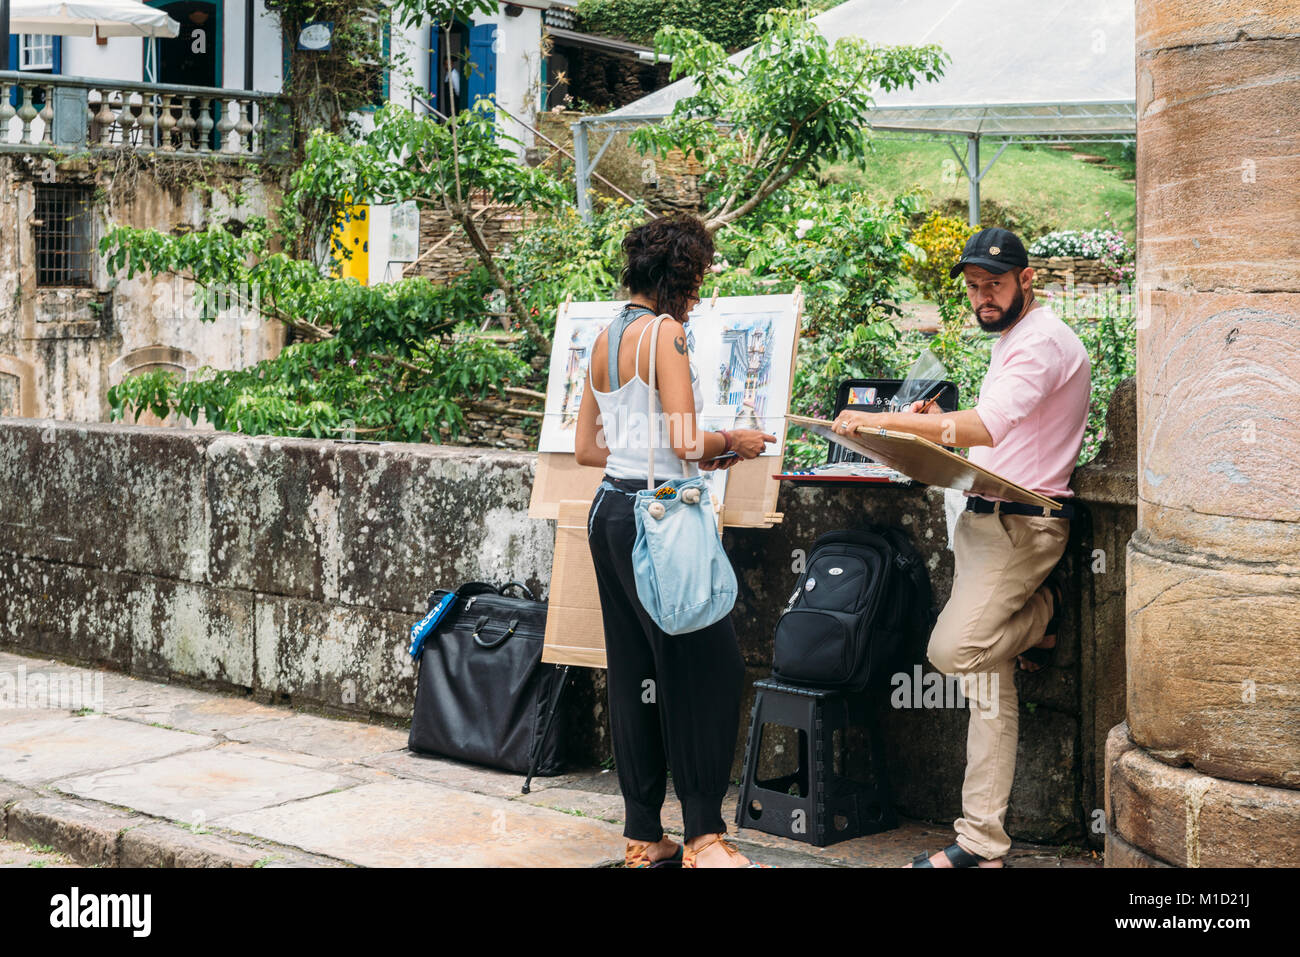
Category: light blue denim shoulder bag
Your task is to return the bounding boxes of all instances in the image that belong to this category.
[631,314,738,635]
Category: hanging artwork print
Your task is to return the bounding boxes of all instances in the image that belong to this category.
[539,294,799,456]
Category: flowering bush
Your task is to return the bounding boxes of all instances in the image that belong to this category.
[904,212,978,302]
[1027,228,1128,259]
[1028,222,1134,283]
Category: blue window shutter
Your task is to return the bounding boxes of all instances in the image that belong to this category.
[8,37,18,108]
[428,26,438,114]
[466,23,496,106]
[52,37,62,74]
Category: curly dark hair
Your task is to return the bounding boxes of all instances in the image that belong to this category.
[620,214,715,323]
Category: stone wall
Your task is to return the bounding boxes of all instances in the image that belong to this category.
[0,155,287,424]
[1028,256,1119,287]
[535,111,707,214]
[0,420,556,718]
[401,192,536,285]
[0,380,1135,847]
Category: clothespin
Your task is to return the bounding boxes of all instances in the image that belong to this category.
[561,291,572,316]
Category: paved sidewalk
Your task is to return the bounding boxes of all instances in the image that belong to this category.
[0,651,1101,868]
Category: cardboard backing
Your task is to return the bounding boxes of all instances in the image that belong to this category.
[541,500,609,668]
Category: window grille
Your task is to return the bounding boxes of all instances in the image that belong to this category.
[20,35,55,71]
[34,186,94,288]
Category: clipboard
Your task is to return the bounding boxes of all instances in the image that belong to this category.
[786,414,1063,511]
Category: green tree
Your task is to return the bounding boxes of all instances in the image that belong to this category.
[100,217,524,440]
[292,100,570,352]
[631,7,946,232]
[100,0,576,436]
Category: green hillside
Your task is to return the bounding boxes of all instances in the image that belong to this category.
[827,138,1136,243]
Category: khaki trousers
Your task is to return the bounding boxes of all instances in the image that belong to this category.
[926,509,1069,860]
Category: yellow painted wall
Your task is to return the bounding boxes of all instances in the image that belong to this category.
[331,202,370,284]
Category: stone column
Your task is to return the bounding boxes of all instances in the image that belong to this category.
[1107,2,1300,866]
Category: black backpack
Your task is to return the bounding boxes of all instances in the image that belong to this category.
[771,527,935,692]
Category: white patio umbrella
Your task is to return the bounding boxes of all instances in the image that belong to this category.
[7,0,180,38]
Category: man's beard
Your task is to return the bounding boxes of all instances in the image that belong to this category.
[975,283,1025,333]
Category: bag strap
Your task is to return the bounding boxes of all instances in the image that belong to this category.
[645,314,691,491]
[607,303,655,392]
[499,581,536,601]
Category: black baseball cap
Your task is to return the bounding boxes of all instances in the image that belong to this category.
[949,227,1029,278]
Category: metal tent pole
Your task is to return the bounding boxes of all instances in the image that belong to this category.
[967,133,980,226]
[1,0,10,71]
[245,0,255,90]
[573,117,592,220]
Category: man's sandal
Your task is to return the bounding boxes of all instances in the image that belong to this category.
[908,843,1003,868]
[682,835,772,868]
[1020,564,1066,669]
[624,840,683,868]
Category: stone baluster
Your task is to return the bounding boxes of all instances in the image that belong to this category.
[38,89,55,145]
[176,96,197,151]
[216,97,236,153]
[96,89,117,146]
[235,99,255,155]
[86,88,99,142]
[159,95,180,151]
[138,94,159,149]
[118,92,138,147]
[197,97,215,152]
[17,85,39,146]
[0,84,16,146]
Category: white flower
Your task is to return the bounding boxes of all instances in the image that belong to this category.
[794,218,815,239]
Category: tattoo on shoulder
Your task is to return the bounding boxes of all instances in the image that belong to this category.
[673,335,687,355]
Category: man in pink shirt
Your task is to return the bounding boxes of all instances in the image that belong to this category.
[833,227,1091,868]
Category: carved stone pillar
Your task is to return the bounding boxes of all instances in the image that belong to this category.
[1107,1,1300,866]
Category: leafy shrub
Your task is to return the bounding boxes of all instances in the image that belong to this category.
[576,0,788,52]
[1071,310,1136,464]
[500,201,650,347]
[712,182,925,338]
[904,211,976,302]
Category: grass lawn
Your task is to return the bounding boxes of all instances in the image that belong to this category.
[826,137,1136,243]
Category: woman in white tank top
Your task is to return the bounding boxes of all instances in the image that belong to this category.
[574,215,777,868]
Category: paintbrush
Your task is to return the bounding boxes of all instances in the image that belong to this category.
[916,387,945,414]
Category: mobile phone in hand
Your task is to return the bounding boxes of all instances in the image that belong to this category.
[703,451,739,464]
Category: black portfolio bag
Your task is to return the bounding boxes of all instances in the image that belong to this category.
[408,581,567,777]
[771,527,934,691]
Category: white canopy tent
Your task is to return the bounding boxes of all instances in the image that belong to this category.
[573,0,1136,222]
[5,0,179,37]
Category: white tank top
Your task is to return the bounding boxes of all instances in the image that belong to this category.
[589,319,703,482]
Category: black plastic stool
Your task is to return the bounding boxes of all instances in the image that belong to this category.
[735,678,896,847]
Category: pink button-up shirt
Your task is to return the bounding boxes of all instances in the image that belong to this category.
[969,304,1091,499]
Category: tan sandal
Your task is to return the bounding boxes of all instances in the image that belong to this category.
[624,840,683,868]
[682,834,772,868]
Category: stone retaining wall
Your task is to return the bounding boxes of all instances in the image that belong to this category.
[0,381,1135,847]
[1028,256,1120,287]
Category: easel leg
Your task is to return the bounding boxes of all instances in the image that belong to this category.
[523,664,571,794]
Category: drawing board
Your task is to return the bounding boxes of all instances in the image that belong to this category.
[786,415,1063,511]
